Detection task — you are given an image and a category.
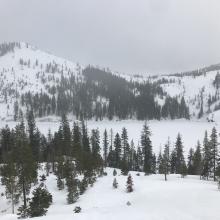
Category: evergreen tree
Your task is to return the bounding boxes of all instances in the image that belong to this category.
[14,121,37,209]
[60,114,72,156]
[28,186,52,217]
[113,178,118,189]
[174,133,186,176]
[157,150,163,174]
[103,129,109,166]
[210,127,218,181]
[27,110,40,161]
[202,130,211,179]
[114,133,122,168]
[170,148,177,174]
[141,122,153,174]
[161,141,170,181]
[66,173,79,204]
[121,127,129,162]
[126,174,133,193]
[113,169,117,176]
[90,129,102,171]
[187,148,195,175]
[192,141,202,176]
[56,155,65,190]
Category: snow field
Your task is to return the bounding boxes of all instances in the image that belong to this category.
[1,167,220,220]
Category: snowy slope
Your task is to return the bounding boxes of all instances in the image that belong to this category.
[1,168,220,220]
[151,72,219,118]
[0,42,82,119]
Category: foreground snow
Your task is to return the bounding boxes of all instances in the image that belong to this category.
[1,168,220,220]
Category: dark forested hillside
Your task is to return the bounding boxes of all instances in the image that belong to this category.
[17,66,189,120]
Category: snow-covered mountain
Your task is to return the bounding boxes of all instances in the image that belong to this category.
[0,42,82,120]
[148,69,220,121]
[1,42,220,121]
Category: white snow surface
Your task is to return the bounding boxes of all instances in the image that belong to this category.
[1,168,220,220]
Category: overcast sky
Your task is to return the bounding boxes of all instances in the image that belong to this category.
[1,0,220,75]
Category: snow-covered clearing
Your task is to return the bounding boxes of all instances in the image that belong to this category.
[1,168,220,220]
[0,118,219,154]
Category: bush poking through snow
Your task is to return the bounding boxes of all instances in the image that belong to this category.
[113,169,117,176]
[113,178,118,189]
[74,206,82,213]
[40,174,46,182]
[126,174,134,193]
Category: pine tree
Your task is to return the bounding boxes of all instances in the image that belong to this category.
[56,155,65,190]
[90,129,103,172]
[161,141,170,181]
[126,174,133,193]
[170,149,177,174]
[64,159,79,204]
[210,127,218,181]
[151,153,157,174]
[113,169,117,176]
[136,144,143,171]
[174,133,186,176]
[113,178,118,189]
[193,141,202,176]
[60,114,72,156]
[157,150,163,174]
[114,133,122,168]
[27,110,40,161]
[141,122,153,174]
[66,175,79,204]
[202,130,211,179]
[72,122,82,169]
[14,121,37,209]
[121,127,129,162]
[187,148,195,175]
[28,186,52,217]
[103,129,109,166]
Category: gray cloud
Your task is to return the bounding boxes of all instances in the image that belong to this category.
[0,0,220,75]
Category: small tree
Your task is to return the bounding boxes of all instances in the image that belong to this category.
[40,174,46,182]
[28,186,52,217]
[66,176,79,204]
[113,178,118,189]
[113,169,117,176]
[57,176,64,190]
[126,174,133,193]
